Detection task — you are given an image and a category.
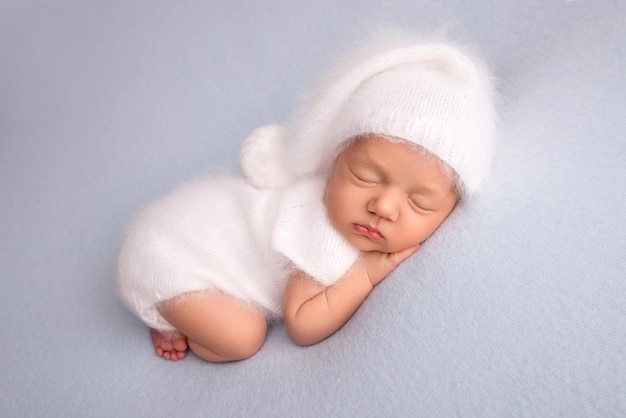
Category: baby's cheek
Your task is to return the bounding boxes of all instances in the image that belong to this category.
[422,217,447,240]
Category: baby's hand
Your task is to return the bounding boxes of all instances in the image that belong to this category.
[359,245,420,287]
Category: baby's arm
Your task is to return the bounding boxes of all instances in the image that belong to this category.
[283,245,419,346]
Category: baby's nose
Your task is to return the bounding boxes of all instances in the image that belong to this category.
[368,190,400,221]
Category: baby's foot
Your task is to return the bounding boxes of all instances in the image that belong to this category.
[150,328,188,361]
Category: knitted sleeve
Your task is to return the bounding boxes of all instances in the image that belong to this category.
[271,178,359,287]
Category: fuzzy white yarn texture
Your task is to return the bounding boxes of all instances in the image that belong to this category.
[116,177,358,330]
[240,34,496,195]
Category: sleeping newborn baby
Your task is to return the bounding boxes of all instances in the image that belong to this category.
[116,32,497,362]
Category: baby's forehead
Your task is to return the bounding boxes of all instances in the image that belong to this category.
[335,133,461,198]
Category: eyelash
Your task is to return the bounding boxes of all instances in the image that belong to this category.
[351,170,379,185]
[408,196,433,212]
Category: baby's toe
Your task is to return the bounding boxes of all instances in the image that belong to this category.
[173,339,188,352]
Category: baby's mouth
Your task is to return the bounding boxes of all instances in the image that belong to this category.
[353,224,383,241]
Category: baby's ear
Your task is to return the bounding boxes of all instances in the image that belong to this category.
[240,124,290,188]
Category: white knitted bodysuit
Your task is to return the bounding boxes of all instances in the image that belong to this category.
[116,177,359,331]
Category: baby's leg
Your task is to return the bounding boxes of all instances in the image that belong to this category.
[157,290,267,362]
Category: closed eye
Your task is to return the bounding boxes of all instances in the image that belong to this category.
[349,167,380,186]
[408,195,434,212]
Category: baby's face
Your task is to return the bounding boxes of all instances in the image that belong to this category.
[324,135,458,253]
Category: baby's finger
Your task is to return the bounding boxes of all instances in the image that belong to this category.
[389,244,420,266]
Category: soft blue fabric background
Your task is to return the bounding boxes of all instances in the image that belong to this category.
[1,1,624,416]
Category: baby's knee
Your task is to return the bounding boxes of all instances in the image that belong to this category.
[228,317,267,360]
[188,314,268,362]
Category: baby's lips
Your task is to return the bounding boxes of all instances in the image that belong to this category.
[353,224,383,240]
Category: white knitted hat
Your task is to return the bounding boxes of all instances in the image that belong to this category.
[240,33,497,195]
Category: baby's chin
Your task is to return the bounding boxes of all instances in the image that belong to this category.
[347,236,413,254]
